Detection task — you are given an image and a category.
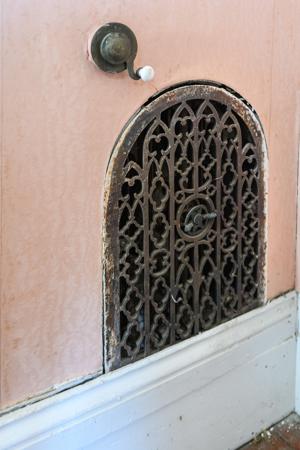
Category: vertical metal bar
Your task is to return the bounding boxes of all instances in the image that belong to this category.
[193,126,200,335]
[216,138,222,323]
[169,130,175,344]
[237,141,243,312]
[143,146,150,356]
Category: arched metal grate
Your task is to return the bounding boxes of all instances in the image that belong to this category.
[103,82,266,371]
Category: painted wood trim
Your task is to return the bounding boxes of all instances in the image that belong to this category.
[0,291,297,450]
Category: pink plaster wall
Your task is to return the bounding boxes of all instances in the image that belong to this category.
[1,0,300,409]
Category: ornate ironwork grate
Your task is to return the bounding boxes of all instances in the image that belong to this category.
[103,82,266,371]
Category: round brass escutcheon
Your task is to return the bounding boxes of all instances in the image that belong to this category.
[90,22,138,74]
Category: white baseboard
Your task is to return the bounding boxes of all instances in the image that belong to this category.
[0,291,297,450]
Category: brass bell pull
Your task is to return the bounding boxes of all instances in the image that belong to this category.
[88,22,155,82]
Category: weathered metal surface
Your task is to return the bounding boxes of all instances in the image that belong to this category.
[103,82,267,371]
[90,23,141,80]
[90,22,138,74]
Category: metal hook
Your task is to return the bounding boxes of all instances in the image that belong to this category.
[171,287,183,304]
[171,294,183,304]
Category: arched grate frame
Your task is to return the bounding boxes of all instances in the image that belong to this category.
[103,82,267,372]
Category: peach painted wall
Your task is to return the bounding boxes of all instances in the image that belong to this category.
[1,0,300,409]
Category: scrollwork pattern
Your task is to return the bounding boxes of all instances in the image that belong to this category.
[110,91,262,368]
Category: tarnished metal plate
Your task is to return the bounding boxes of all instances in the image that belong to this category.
[103,82,267,371]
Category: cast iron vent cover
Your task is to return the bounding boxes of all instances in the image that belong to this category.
[103,82,266,371]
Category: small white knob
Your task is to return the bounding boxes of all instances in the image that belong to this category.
[137,65,155,82]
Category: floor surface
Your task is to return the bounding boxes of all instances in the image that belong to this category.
[240,414,300,449]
